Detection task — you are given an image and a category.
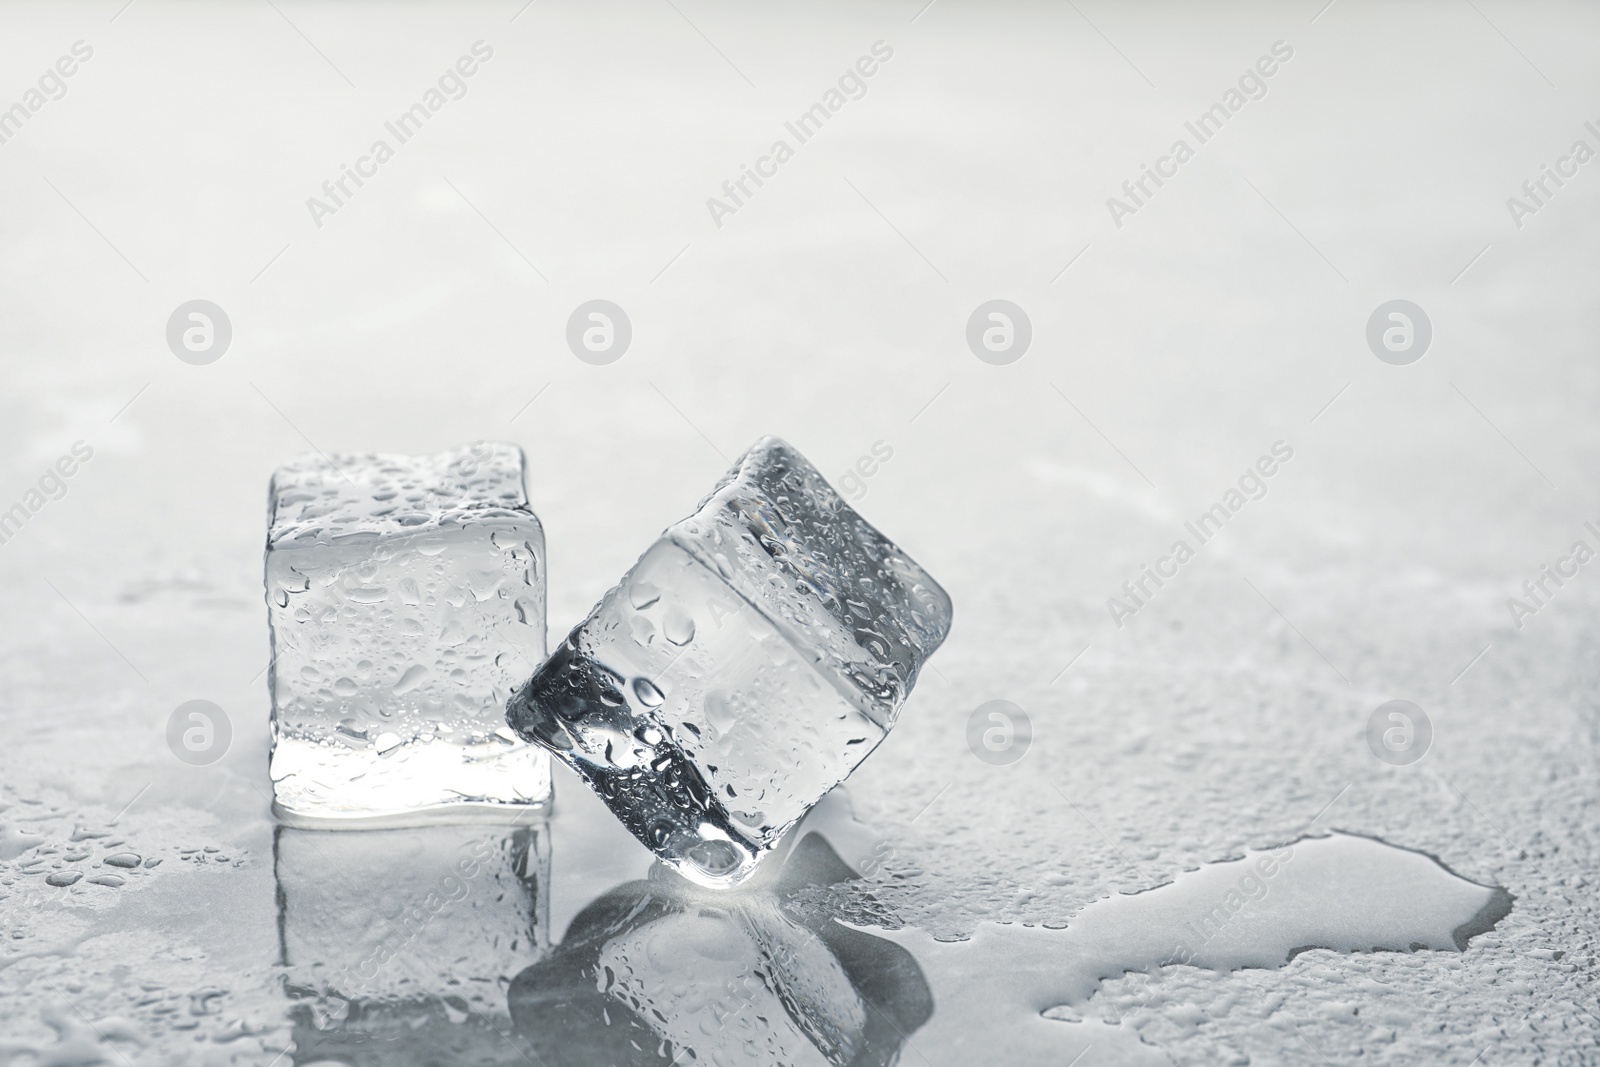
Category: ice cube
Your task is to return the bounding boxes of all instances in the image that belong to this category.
[266,442,551,824]
[507,436,951,888]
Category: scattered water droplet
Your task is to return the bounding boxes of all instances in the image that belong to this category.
[663,609,696,646]
[0,827,45,861]
[632,678,665,707]
[45,871,81,887]
[335,720,369,744]
[705,690,737,734]
[393,664,429,694]
[514,596,538,625]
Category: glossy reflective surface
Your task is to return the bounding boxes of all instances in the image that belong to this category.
[1,1,1592,1063]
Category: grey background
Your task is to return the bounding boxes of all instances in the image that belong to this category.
[1,1,1596,1063]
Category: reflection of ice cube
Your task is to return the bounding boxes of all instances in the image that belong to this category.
[275,823,549,1057]
[508,834,932,1067]
[598,905,855,1067]
[265,442,550,824]
[508,437,951,888]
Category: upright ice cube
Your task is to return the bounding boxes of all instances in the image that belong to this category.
[507,436,951,888]
[266,442,550,825]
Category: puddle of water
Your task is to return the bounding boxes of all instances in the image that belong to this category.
[0,771,1513,1067]
[866,831,1511,1064]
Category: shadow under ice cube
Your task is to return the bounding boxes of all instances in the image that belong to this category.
[266,442,551,825]
[507,436,951,888]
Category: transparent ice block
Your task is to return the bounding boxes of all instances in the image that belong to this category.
[506,436,951,888]
[266,442,551,825]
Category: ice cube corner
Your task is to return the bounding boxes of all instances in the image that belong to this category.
[266,442,550,826]
[507,436,951,888]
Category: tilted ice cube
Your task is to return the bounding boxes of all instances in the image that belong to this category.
[266,442,550,825]
[507,436,951,888]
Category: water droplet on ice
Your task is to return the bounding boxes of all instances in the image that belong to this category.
[704,690,737,733]
[45,871,81,887]
[633,678,665,707]
[373,732,403,755]
[663,608,696,646]
[628,581,661,609]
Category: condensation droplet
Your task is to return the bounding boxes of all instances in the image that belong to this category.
[705,689,737,734]
[663,608,696,646]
